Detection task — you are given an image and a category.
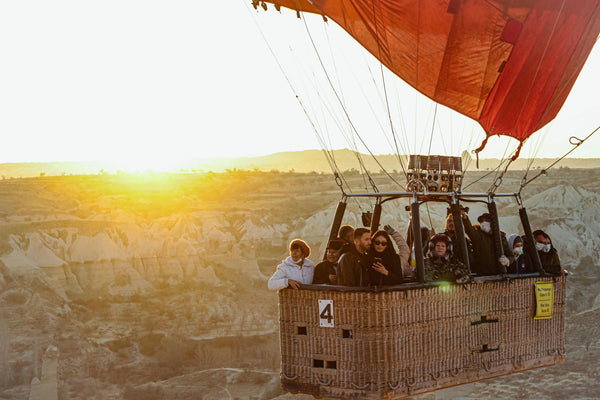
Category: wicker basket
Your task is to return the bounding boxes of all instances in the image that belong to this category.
[279,275,566,399]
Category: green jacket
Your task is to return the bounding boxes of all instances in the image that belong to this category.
[424,255,472,283]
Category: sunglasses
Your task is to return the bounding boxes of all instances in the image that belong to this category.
[374,240,388,246]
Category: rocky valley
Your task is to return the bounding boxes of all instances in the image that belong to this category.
[0,168,599,399]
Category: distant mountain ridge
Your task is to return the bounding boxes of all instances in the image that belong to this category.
[2,149,600,177]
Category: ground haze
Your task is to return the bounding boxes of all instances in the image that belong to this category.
[0,168,599,399]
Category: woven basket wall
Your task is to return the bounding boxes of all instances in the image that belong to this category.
[279,276,566,400]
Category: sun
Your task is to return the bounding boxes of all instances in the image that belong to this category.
[106,155,185,173]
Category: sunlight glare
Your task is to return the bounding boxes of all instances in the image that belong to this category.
[106,155,185,173]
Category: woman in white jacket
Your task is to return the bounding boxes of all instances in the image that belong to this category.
[268,239,315,290]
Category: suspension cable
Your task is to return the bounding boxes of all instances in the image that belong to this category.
[463,157,512,191]
[519,125,600,192]
[487,138,516,193]
[380,64,408,178]
[368,0,407,178]
[284,31,374,201]
[425,202,434,234]
[243,1,368,209]
[299,11,406,190]
[427,104,438,157]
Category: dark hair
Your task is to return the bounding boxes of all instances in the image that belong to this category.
[477,213,492,223]
[338,225,354,240]
[326,239,344,251]
[354,227,370,240]
[533,229,553,245]
[427,233,453,258]
[370,230,397,256]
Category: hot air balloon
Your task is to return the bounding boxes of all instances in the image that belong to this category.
[252,1,599,398]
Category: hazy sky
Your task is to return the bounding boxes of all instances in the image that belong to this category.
[1,1,599,169]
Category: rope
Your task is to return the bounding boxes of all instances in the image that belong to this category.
[520,125,600,191]
[487,138,515,193]
[425,202,434,234]
[369,0,408,179]
[427,104,438,157]
[300,12,406,190]
[290,28,373,196]
[243,1,369,209]
[381,64,407,178]
[463,157,511,191]
[362,56,412,173]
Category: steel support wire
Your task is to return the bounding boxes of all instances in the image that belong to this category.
[300,12,406,190]
[519,125,600,193]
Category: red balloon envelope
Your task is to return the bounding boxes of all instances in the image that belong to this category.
[261,0,600,157]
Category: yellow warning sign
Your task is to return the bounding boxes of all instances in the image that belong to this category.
[534,281,554,319]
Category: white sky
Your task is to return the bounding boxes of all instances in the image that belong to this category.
[1,1,599,168]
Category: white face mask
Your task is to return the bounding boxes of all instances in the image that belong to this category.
[535,242,545,251]
[480,221,491,233]
[543,244,551,253]
[513,246,523,256]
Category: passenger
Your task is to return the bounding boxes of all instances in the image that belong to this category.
[268,239,315,291]
[532,229,561,273]
[313,239,344,284]
[420,226,433,254]
[424,234,472,283]
[365,230,404,285]
[461,211,513,275]
[338,227,371,287]
[507,234,532,274]
[383,224,413,279]
[337,225,355,255]
[443,214,474,266]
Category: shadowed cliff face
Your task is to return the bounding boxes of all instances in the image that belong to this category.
[0,170,599,399]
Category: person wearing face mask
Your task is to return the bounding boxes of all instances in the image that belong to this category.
[461,211,514,276]
[268,239,315,290]
[423,234,472,283]
[532,229,561,273]
[507,234,533,274]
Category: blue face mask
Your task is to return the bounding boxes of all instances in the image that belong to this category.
[543,244,551,253]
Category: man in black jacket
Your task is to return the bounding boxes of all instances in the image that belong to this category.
[462,211,513,275]
[313,239,344,284]
[338,228,371,286]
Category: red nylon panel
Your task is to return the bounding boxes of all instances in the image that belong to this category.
[535,2,600,132]
[433,2,512,118]
[308,0,520,120]
[480,0,600,141]
[263,0,600,143]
